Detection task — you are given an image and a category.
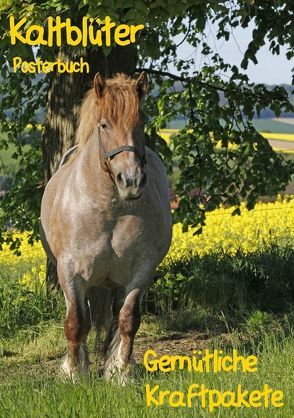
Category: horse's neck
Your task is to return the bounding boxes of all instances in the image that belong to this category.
[77,132,116,200]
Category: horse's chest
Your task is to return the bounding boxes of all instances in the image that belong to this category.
[87,216,147,285]
[111,215,144,257]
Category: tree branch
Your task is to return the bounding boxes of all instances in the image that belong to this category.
[175,17,192,48]
[135,67,227,92]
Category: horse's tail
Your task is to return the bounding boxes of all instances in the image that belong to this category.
[87,288,113,350]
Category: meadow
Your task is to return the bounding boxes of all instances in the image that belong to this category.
[0,125,294,416]
[0,197,294,417]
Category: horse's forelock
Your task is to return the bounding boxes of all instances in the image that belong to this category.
[76,74,140,148]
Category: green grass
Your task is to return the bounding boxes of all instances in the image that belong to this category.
[0,257,64,337]
[0,245,294,417]
[0,128,40,175]
[0,143,32,176]
[149,246,294,316]
[0,316,293,417]
[0,145,21,174]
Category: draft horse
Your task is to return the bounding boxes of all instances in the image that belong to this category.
[40,72,172,383]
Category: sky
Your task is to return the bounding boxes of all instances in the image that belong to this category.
[173,21,293,85]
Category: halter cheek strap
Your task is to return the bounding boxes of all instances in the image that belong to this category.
[97,124,146,177]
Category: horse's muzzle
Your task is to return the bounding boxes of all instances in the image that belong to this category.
[115,171,147,200]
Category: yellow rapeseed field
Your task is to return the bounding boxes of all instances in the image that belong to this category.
[165,196,294,266]
[1,196,293,287]
[159,130,294,153]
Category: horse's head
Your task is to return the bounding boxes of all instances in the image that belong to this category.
[94,72,148,201]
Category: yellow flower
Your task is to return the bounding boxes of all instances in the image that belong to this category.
[161,196,294,267]
[1,196,293,276]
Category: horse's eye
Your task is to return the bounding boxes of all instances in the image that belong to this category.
[99,118,109,129]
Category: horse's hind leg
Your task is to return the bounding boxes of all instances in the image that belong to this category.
[104,288,141,384]
[59,275,91,381]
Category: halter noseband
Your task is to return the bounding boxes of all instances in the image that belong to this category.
[97,123,146,178]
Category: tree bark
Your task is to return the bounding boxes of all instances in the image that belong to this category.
[42,45,137,289]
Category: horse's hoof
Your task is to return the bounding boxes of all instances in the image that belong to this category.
[60,357,88,383]
[60,366,79,383]
[103,363,134,386]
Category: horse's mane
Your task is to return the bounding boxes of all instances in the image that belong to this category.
[76,73,140,149]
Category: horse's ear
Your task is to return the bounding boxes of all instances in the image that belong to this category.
[135,71,148,101]
[94,73,106,98]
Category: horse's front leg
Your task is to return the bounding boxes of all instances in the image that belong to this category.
[59,270,91,381]
[104,288,141,384]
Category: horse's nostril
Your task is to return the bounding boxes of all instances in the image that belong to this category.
[125,177,133,188]
[116,172,144,190]
[116,173,124,187]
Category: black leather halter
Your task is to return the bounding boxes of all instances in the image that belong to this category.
[96,123,146,176]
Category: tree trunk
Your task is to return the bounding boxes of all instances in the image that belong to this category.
[42,45,137,290]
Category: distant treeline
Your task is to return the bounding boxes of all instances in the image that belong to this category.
[160,81,294,119]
